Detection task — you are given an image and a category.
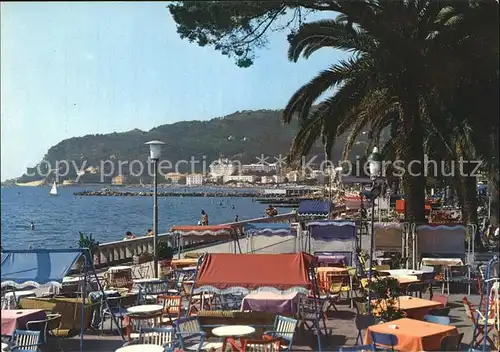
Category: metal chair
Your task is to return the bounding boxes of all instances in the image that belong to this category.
[462,296,496,348]
[226,337,282,352]
[263,315,298,351]
[423,314,450,325]
[26,313,62,350]
[138,327,176,351]
[439,332,464,351]
[157,295,182,326]
[298,297,328,336]
[174,316,222,352]
[10,330,42,352]
[370,331,398,351]
[355,315,377,346]
[101,296,128,333]
[405,283,426,298]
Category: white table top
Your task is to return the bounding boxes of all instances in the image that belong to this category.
[133,278,161,284]
[108,266,133,272]
[2,342,9,351]
[4,290,36,297]
[182,266,197,271]
[127,305,163,315]
[380,269,424,277]
[212,325,256,337]
[115,345,164,352]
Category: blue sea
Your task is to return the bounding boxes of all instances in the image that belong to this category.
[0,186,285,249]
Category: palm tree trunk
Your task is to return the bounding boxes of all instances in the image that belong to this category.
[461,163,478,225]
[399,97,426,223]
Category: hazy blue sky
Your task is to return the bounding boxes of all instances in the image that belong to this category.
[1,2,347,181]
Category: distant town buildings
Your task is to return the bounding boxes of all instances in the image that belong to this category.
[186,173,203,186]
[209,158,238,178]
[223,175,256,184]
[242,162,280,174]
[165,172,183,184]
[111,175,127,185]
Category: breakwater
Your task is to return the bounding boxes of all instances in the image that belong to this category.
[74,189,259,197]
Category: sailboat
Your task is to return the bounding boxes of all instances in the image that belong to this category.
[49,181,58,196]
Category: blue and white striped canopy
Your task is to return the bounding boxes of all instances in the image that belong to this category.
[244,223,295,236]
[297,200,331,217]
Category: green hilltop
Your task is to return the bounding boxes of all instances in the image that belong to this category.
[16,109,367,183]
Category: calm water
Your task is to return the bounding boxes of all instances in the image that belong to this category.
[0,186,285,249]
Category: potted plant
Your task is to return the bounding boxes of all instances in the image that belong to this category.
[157,241,175,277]
[366,276,406,322]
[77,232,100,269]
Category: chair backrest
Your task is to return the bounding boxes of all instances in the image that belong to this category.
[370,331,398,350]
[157,295,182,317]
[462,297,477,323]
[406,283,425,295]
[11,330,41,351]
[273,315,298,342]
[355,315,377,332]
[353,298,368,315]
[427,306,451,317]
[440,332,464,351]
[328,275,345,294]
[339,344,376,352]
[423,314,450,325]
[241,338,282,352]
[144,281,171,295]
[140,327,175,347]
[174,316,202,340]
[124,313,163,340]
[431,293,448,306]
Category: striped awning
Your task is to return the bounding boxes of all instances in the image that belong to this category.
[298,200,331,217]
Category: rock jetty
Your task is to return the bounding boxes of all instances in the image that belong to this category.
[74,189,259,197]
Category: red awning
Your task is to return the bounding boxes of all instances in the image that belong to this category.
[170,225,235,240]
[195,252,315,291]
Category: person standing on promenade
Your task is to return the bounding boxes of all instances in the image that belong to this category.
[146,228,154,236]
[123,231,136,240]
[201,210,209,225]
[234,215,239,222]
[30,221,35,231]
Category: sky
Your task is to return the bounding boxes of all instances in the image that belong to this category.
[0,2,347,181]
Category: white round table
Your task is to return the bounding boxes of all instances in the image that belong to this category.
[212,325,256,338]
[127,305,163,315]
[2,342,9,351]
[115,344,164,352]
[182,266,197,271]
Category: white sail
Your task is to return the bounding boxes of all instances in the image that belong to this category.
[50,181,58,195]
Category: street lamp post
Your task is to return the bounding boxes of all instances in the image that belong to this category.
[145,140,165,278]
[367,147,382,312]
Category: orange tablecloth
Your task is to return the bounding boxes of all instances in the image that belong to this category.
[316,267,349,292]
[372,296,443,320]
[365,318,458,351]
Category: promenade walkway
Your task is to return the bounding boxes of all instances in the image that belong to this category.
[47,292,481,351]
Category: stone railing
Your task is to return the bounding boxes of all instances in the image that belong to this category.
[94,212,297,268]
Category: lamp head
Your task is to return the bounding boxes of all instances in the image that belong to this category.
[145,140,165,160]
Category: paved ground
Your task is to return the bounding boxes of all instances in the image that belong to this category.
[38,290,493,352]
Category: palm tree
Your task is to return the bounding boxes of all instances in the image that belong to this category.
[282,0,498,222]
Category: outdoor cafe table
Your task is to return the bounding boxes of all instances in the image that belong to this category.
[241,292,299,314]
[372,296,443,320]
[365,318,458,351]
[1,343,9,352]
[126,305,163,315]
[379,269,424,278]
[115,345,164,352]
[1,309,46,336]
[212,325,256,351]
